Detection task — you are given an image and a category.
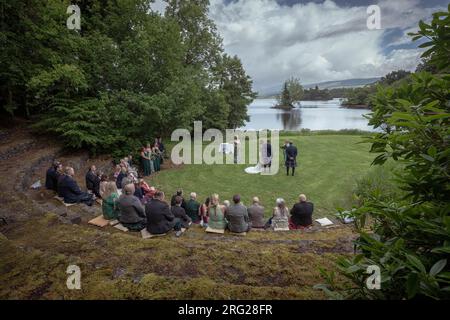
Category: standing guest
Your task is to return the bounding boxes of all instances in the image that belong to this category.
[171,196,192,229]
[152,144,161,172]
[207,194,227,230]
[285,141,298,176]
[199,197,210,227]
[146,143,155,174]
[171,189,186,209]
[248,197,265,229]
[140,146,151,177]
[146,191,183,237]
[225,194,250,233]
[289,194,314,229]
[99,174,109,199]
[185,192,201,224]
[270,198,289,230]
[58,167,94,206]
[116,166,127,189]
[102,182,120,220]
[155,137,165,164]
[118,184,146,231]
[45,161,62,192]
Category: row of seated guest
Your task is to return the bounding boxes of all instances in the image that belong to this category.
[166,191,314,233]
[115,184,185,236]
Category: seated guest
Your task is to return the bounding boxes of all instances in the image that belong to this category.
[146,191,183,236]
[45,161,62,192]
[99,174,109,199]
[225,194,250,233]
[86,165,101,197]
[134,181,144,201]
[185,192,201,224]
[171,189,186,208]
[223,200,230,208]
[199,197,210,227]
[118,184,146,231]
[207,194,227,230]
[58,167,94,206]
[270,198,289,230]
[171,196,192,229]
[116,167,127,189]
[102,182,120,220]
[140,179,152,196]
[121,172,136,190]
[113,164,121,179]
[248,197,265,229]
[289,194,314,229]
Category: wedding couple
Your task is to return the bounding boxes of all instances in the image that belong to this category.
[245,140,298,176]
[244,139,272,174]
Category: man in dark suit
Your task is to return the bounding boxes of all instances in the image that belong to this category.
[290,194,313,228]
[118,183,146,231]
[85,165,100,197]
[170,189,186,209]
[45,161,62,192]
[58,167,93,205]
[171,196,192,229]
[146,191,183,236]
[285,141,298,176]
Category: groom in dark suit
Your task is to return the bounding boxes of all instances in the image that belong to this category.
[285,141,298,176]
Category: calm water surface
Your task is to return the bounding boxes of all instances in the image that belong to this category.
[240,98,375,131]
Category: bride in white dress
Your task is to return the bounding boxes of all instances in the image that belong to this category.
[245,140,270,174]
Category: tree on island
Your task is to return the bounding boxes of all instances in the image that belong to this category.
[276,77,303,109]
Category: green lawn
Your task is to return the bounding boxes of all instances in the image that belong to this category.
[150,134,375,219]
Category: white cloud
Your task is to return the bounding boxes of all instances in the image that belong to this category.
[208,0,442,93]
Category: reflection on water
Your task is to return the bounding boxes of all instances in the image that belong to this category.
[277,109,302,130]
[240,98,375,131]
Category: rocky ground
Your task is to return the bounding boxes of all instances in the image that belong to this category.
[0,122,356,299]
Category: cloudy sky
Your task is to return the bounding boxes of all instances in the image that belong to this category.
[152,0,447,93]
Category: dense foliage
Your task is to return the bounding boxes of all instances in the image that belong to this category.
[318,6,450,300]
[0,0,256,155]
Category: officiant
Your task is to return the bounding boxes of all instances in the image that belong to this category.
[285,141,298,176]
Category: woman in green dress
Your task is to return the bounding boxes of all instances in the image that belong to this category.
[102,182,121,220]
[207,193,227,230]
[152,144,161,172]
[140,146,151,176]
[146,143,155,174]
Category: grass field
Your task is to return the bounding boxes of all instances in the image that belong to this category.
[151,133,375,219]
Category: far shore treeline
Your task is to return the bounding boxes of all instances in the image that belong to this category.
[0,0,256,156]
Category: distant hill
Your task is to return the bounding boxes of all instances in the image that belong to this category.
[258,77,380,98]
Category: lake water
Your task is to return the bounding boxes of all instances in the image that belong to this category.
[240,98,375,131]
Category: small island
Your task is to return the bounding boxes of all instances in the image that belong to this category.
[272,77,303,109]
